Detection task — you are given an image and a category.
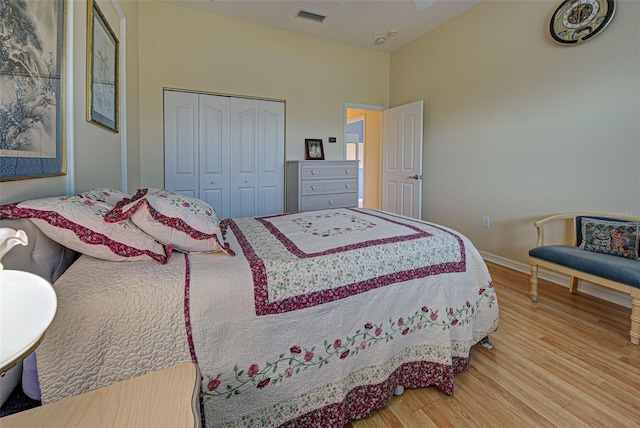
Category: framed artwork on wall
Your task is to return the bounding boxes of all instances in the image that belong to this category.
[86,0,119,132]
[0,0,66,181]
[305,139,325,160]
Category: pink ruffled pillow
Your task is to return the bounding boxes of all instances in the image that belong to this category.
[0,188,171,264]
[105,188,234,255]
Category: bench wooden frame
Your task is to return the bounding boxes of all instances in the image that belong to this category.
[529,213,640,345]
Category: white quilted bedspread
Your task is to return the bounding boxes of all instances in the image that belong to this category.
[36,254,193,401]
[36,209,499,427]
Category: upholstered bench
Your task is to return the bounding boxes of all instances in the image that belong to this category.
[528,213,640,345]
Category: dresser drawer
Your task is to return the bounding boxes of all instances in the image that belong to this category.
[300,193,357,211]
[301,179,358,196]
[300,164,358,180]
[286,161,359,213]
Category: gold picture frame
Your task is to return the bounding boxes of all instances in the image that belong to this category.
[0,0,66,181]
[86,0,119,132]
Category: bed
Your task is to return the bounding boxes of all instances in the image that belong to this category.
[0,188,499,427]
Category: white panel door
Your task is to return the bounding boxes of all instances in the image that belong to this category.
[164,91,199,198]
[258,100,285,216]
[165,91,285,219]
[199,94,231,219]
[230,98,259,218]
[381,100,423,219]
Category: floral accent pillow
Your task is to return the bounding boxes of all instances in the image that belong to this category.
[0,188,171,264]
[105,188,233,255]
[580,218,639,259]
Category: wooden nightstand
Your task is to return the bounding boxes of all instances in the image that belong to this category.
[1,362,201,427]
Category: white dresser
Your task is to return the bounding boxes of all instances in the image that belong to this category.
[286,161,359,212]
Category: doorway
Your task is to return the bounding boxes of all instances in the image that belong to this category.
[346,116,364,207]
[345,106,383,209]
[346,100,424,218]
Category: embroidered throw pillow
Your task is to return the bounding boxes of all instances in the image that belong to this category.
[105,188,233,255]
[579,217,639,259]
[0,188,171,264]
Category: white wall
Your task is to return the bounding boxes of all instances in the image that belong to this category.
[137,1,390,188]
[390,0,640,264]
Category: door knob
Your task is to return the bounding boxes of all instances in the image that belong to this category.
[408,175,421,180]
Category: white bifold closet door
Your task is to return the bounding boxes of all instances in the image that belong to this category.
[164,90,285,219]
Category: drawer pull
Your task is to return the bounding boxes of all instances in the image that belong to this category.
[328,200,333,205]
[345,169,349,174]
[311,185,315,190]
[345,184,349,188]
[311,170,316,175]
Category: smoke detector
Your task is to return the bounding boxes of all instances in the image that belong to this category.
[372,32,385,45]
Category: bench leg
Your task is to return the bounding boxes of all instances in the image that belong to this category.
[569,277,579,294]
[631,292,640,346]
[530,262,538,302]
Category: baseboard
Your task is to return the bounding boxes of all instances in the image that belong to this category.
[479,251,632,309]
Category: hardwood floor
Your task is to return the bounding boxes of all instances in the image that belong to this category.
[348,262,640,428]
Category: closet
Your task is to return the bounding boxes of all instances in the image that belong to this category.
[163,90,285,219]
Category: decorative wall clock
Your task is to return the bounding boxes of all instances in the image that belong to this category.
[550,0,616,45]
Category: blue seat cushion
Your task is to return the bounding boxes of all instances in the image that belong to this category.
[529,245,640,288]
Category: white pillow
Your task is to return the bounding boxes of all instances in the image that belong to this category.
[105,188,233,255]
[0,188,171,264]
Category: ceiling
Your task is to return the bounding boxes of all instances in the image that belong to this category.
[162,0,482,53]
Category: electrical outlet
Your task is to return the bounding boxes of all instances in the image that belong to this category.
[482,216,490,228]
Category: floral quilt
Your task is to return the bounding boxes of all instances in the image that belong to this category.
[36,208,499,427]
[225,208,466,315]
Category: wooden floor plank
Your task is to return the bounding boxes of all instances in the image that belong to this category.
[348,262,639,427]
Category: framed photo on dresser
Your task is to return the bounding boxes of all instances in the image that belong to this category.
[305,139,324,160]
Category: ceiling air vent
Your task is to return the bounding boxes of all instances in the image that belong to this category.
[296,9,326,23]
